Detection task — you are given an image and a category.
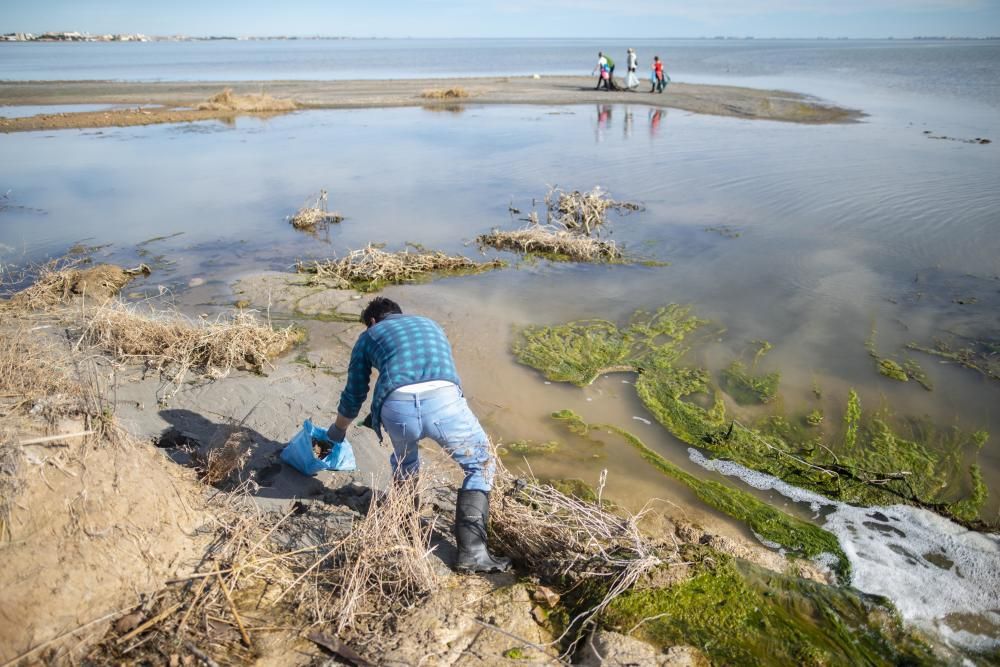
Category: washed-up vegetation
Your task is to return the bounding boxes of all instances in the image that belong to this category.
[419,87,470,99]
[296,243,505,292]
[492,453,931,664]
[545,186,641,235]
[80,301,303,397]
[477,224,622,262]
[513,306,992,526]
[4,259,149,309]
[197,88,297,112]
[288,189,343,231]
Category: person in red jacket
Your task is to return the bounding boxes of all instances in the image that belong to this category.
[651,56,667,94]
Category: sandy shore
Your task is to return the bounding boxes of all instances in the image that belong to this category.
[0,76,862,132]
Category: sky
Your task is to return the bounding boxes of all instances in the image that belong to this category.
[2,0,999,38]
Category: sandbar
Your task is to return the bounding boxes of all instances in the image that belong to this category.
[0,76,862,132]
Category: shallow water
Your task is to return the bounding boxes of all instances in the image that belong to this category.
[2,76,999,651]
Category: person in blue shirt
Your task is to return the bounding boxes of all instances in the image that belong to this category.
[326,296,510,574]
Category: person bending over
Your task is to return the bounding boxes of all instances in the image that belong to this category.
[326,297,511,574]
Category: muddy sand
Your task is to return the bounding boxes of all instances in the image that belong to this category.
[0,76,862,132]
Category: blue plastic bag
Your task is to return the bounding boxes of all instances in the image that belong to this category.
[280,419,357,476]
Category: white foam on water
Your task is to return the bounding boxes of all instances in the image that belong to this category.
[689,448,1000,652]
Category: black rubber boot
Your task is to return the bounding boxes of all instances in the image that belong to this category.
[454,489,511,573]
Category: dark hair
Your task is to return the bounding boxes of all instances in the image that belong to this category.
[360,296,402,326]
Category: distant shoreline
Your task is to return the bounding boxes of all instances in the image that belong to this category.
[0,76,862,132]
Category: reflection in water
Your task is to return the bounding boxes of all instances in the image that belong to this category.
[623,106,633,139]
[594,104,612,143]
[649,107,665,137]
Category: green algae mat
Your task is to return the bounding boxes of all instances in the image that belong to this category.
[513,305,991,527]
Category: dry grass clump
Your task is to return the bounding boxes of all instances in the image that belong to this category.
[490,461,671,655]
[546,186,641,235]
[478,224,622,262]
[291,477,441,639]
[297,243,505,291]
[420,87,470,99]
[6,260,150,310]
[197,88,297,112]
[288,189,343,230]
[79,302,303,395]
[0,324,82,418]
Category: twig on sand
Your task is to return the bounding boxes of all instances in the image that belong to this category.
[216,569,252,646]
[115,602,183,645]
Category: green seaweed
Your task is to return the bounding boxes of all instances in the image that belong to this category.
[877,358,909,381]
[721,360,780,404]
[903,358,933,391]
[806,410,824,427]
[552,411,849,578]
[500,439,560,457]
[515,307,993,526]
[600,554,935,666]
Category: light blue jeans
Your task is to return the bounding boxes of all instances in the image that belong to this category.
[379,384,493,492]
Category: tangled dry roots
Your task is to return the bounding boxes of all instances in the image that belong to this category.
[545,186,641,235]
[297,244,504,291]
[80,302,302,391]
[478,224,622,262]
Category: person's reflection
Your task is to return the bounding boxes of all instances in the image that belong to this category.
[595,104,612,143]
[649,107,664,138]
[623,106,633,139]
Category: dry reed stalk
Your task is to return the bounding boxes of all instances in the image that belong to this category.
[545,186,641,235]
[197,88,297,113]
[289,189,343,230]
[0,430,23,540]
[478,225,622,262]
[296,244,504,291]
[78,301,302,396]
[420,87,470,99]
[490,457,670,655]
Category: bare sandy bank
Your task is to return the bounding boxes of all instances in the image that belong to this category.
[0,76,862,132]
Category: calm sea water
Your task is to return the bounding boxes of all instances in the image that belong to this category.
[1,39,999,651]
[2,38,1000,108]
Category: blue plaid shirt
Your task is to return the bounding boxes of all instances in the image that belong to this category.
[338,314,462,439]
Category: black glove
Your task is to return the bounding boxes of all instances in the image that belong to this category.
[327,423,347,443]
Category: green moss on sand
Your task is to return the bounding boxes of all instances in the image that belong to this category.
[601,554,935,666]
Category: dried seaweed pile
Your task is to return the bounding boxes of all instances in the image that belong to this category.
[5,259,149,309]
[197,88,297,112]
[478,224,622,262]
[297,243,504,291]
[80,302,302,395]
[479,186,641,264]
[288,189,343,231]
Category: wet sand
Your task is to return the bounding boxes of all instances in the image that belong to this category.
[0,76,862,132]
